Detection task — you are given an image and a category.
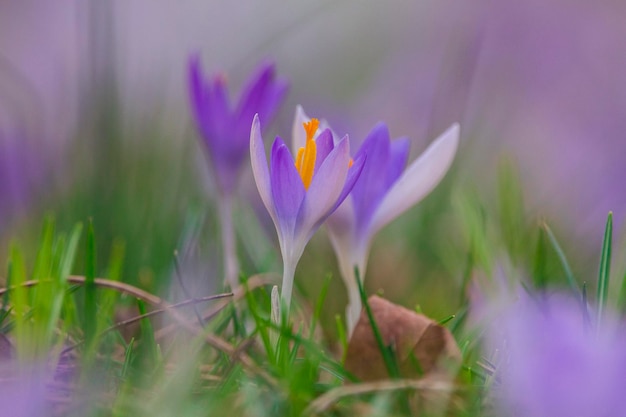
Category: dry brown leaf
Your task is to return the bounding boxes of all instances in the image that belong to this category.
[345,295,461,381]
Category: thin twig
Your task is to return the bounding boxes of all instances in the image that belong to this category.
[0,274,277,386]
[303,379,457,416]
[59,292,233,356]
[0,276,167,307]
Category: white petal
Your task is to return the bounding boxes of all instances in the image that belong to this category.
[250,114,277,225]
[291,105,310,155]
[291,105,337,154]
[369,123,460,236]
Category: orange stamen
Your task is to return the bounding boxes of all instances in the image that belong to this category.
[295,148,305,173]
[295,118,319,190]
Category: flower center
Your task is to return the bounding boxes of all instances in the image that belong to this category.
[295,118,319,190]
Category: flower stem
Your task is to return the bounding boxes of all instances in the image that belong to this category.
[218,195,239,290]
[345,266,362,337]
[280,259,297,316]
[340,251,368,337]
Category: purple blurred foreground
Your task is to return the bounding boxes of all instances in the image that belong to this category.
[0,365,48,417]
[484,294,626,417]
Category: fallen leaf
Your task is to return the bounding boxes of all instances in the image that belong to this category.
[345,295,461,381]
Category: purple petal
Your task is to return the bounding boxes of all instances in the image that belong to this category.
[295,137,351,243]
[236,62,288,140]
[263,77,289,121]
[207,82,244,193]
[314,129,335,171]
[188,55,210,137]
[188,62,229,143]
[385,137,410,189]
[333,152,366,212]
[250,115,277,222]
[188,56,242,193]
[209,75,232,135]
[270,137,305,237]
[351,123,392,230]
[236,62,275,120]
[369,123,459,237]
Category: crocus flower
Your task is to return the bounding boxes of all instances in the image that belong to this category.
[188,56,287,289]
[483,293,626,417]
[189,56,288,195]
[250,112,365,312]
[321,112,459,333]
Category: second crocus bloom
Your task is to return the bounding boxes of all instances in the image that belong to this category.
[188,56,288,289]
[326,120,460,334]
[250,112,365,314]
[189,57,288,195]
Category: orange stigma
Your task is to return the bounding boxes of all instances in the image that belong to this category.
[295,118,319,190]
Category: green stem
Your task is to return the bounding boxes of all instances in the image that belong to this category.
[218,195,239,289]
[280,258,297,316]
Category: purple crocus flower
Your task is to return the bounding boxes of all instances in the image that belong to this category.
[188,56,287,288]
[250,111,365,312]
[188,56,288,196]
[484,294,626,417]
[318,109,459,333]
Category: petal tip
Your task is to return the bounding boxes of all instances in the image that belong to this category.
[250,114,263,149]
[446,123,461,143]
[435,123,460,158]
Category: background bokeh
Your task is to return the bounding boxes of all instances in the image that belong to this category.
[1,0,625,332]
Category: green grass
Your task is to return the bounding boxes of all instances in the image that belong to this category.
[1,154,623,416]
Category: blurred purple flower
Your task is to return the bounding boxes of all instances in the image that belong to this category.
[0,131,45,226]
[250,112,364,311]
[188,56,288,196]
[485,294,626,417]
[0,364,49,417]
[318,112,459,333]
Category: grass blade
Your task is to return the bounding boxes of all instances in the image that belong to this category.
[9,244,29,361]
[355,267,399,379]
[497,159,527,263]
[596,212,613,325]
[532,224,548,290]
[50,223,83,338]
[137,300,159,366]
[335,314,348,364]
[542,222,579,292]
[84,219,97,352]
[618,269,626,314]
